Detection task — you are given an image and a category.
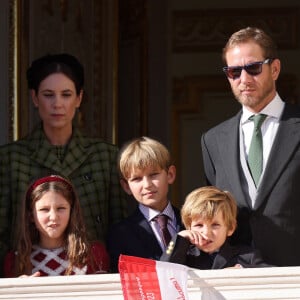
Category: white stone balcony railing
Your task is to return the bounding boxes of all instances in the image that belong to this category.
[1,266,300,299]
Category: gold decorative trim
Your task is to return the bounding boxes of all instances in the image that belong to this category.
[9,0,20,141]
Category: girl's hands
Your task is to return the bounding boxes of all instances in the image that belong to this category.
[19,271,41,278]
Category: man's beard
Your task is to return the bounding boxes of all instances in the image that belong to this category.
[233,82,274,110]
[235,94,260,108]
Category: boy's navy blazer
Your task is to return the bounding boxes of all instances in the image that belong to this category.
[160,235,272,269]
[107,205,183,272]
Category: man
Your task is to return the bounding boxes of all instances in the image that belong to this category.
[201,27,300,266]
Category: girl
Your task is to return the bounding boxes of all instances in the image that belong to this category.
[4,175,109,277]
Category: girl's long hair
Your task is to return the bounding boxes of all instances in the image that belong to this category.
[15,175,90,276]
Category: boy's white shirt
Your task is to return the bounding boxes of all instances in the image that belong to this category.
[139,201,177,250]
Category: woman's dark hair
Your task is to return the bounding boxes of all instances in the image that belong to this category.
[26,53,84,94]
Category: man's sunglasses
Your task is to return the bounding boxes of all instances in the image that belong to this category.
[223,58,274,79]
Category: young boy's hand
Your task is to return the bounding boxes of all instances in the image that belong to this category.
[178,230,208,247]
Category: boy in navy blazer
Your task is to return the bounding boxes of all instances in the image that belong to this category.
[107,137,183,272]
[161,186,272,269]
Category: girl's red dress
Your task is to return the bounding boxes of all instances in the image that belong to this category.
[3,241,109,277]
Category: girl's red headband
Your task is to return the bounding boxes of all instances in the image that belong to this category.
[26,175,73,200]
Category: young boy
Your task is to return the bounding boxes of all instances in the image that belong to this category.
[160,186,272,269]
[107,136,183,272]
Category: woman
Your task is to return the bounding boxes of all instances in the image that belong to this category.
[0,53,126,275]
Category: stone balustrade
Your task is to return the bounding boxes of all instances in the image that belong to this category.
[1,266,300,299]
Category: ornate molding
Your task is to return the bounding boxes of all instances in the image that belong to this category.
[172,7,300,52]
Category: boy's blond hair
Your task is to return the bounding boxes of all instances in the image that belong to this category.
[119,136,172,180]
[181,186,237,232]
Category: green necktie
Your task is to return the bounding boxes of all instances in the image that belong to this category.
[248,114,267,187]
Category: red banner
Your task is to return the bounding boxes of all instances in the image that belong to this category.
[119,255,189,300]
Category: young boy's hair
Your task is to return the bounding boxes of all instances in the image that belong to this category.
[181,186,237,232]
[119,136,172,180]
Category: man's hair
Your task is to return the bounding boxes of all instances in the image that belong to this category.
[222,27,278,64]
[119,136,172,180]
[181,186,237,232]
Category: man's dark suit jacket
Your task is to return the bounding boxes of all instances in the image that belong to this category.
[201,103,300,266]
[107,206,183,272]
[161,235,271,269]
